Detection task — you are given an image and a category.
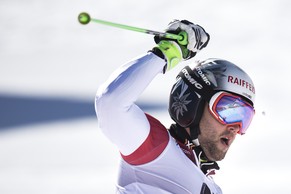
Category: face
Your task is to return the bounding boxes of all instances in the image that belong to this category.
[198,103,240,161]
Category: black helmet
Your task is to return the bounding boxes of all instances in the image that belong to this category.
[169,58,255,140]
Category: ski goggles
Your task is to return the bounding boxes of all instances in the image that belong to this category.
[208,92,255,134]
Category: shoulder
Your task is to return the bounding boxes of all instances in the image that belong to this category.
[121,113,170,165]
[145,114,166,130]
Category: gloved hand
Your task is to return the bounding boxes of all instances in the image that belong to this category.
[152,20,210,72]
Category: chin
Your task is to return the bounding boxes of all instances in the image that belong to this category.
[205,151,227,161]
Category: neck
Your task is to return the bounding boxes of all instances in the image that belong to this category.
[169,123,220,175]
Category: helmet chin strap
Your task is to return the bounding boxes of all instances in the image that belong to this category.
[189,124,200,146]
[169,123,201,149]
[188,95,206,146]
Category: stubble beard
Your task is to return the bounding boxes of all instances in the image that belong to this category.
[199,139,227,161]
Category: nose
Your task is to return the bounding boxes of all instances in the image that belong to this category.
[227,124,240,134]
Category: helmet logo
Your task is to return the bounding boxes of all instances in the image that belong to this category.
[228,75,255,94]
[195,67,211,86]
[171,81,192,120]
[181,69,203,89]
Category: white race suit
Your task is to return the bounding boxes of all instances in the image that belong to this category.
[95,52,223,194]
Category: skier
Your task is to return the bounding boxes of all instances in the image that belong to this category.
[95,20,255,194]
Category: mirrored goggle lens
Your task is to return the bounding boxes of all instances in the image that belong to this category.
[214,94,255,134]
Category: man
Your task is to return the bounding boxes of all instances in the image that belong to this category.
[95,20,255,193]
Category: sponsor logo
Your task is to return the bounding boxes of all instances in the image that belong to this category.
[181,69,203,89]
[228,75,255,94]
[195,67,211,86]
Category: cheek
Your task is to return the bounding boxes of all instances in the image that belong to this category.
[199,118,216,139]
[199,105,225,136]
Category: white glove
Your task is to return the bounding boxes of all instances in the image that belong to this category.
[152,20,210,72]
[166,20,210,57]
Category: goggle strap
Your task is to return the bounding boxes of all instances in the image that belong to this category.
[178,66,215,101]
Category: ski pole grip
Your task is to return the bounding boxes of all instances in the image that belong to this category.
[177,31,188,46]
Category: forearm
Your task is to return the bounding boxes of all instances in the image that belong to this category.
[95,52,165,155]
[97,52,164,108]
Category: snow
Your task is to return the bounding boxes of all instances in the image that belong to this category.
[1,0,291,193]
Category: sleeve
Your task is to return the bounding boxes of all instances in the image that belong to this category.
[120,114,169,165]
[95,52,166,155]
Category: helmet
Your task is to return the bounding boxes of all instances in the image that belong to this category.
[169,58,255,131]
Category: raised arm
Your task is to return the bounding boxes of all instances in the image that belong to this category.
[95,53,165,155]
[95,20,210,155]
